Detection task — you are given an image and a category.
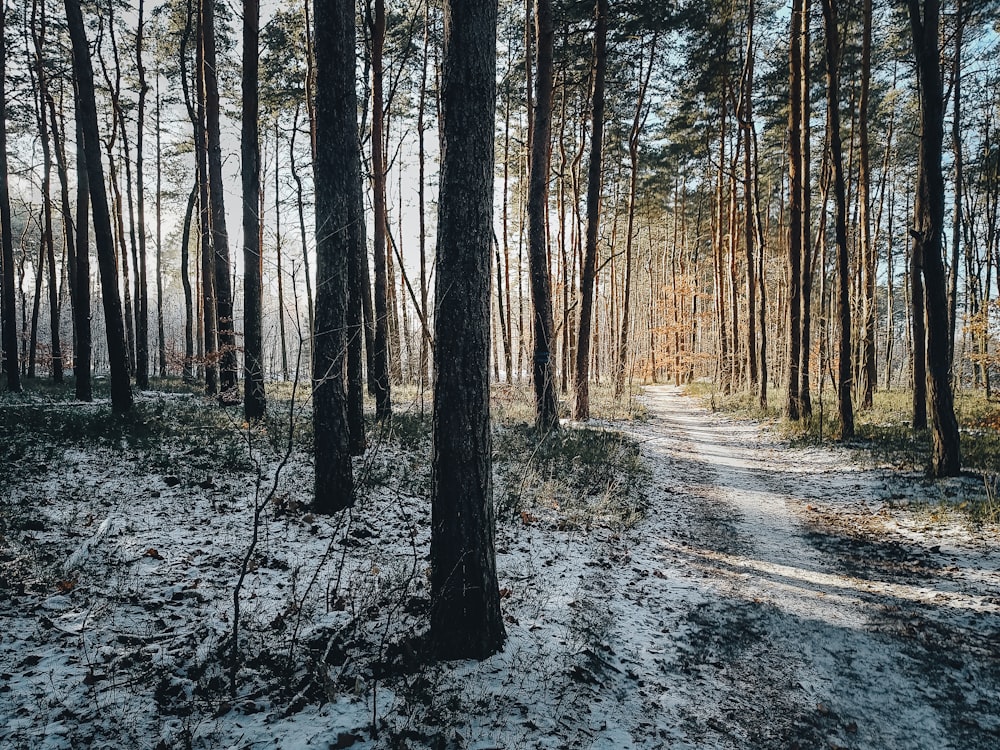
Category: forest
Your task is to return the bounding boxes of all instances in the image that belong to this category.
[1,0,1000,748]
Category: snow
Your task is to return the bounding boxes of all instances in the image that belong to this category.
[1,385,998,748]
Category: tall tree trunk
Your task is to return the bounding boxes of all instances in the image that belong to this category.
[135,0,149,390]
[527,0,559,431]
[193,0,218,393]
[741,0,758,388]
[64,0,132,412]
[821,0,854,439]
[418,0,431,390]
[243,0,265,419]
[574,0,607,421]
[181,184,196,382]
[369,0,392,419]
[947,0,964,368]
[275,125,289,380]
[431,0,505,662]
[155,62,166,378]
[906,0,960,476]
[313,0,359,511]
[30,0,62,382]
[289,107,315,340]
[202,0,239,403]
[799,0,813,417]
[786,0,804,419]
[1,1,22,393]
[73,117,92,400]
[859,0,876,409]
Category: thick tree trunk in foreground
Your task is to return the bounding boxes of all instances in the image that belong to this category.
[64,0,132,412]
[574,0,607,421]
[907,0,960,477]
[312,0,359,512]
[431,0,505,662]
[527,0,559,432]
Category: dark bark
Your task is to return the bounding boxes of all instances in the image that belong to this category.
[798,0,812,417]
[312,0,359,511]
[527,0,558,432]
[786,0,803,420]
[821,0,854,439]
[947,0,964,368]
[859,0,876,409]
[741,0,758,388]
[64,0,132,412]
[906,0,960,476]
[369,0,392,419]
[574,0,607,421]
[73,116,92,400]
[431,0,505,662]
[1,2,21,393]
[181,184,196,382]
[243,0,266,420]
[202,0,238,403]
[155,72,166,378]
[192,0,218,393]
[135,0,149,390]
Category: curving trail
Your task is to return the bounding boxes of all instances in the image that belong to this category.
[561,385,1000,749]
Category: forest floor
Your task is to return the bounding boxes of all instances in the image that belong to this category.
[1,384,998,749]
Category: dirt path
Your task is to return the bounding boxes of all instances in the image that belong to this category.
[584,385,1000,749]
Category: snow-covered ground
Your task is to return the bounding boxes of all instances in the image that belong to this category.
[1,385,998,749]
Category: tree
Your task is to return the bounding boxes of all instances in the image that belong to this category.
[368,0,393,420]
[72,117,92,401]
[64,0,132,413]
[527,0,558,432]
[135,0,150,390]
[820,0,853,439]
[431,0,505,661]
[202,0,239,404]
[574,0,608,421]
[0,1,20,393]
[786,0,804,420]
[243,0,265,420]
[312,0,359,512]
[906,0,960,476]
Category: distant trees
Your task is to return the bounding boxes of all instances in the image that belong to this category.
[0,0,992,483]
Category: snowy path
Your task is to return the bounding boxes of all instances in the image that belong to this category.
[2,386,998,749]
[574,385,1000,749]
